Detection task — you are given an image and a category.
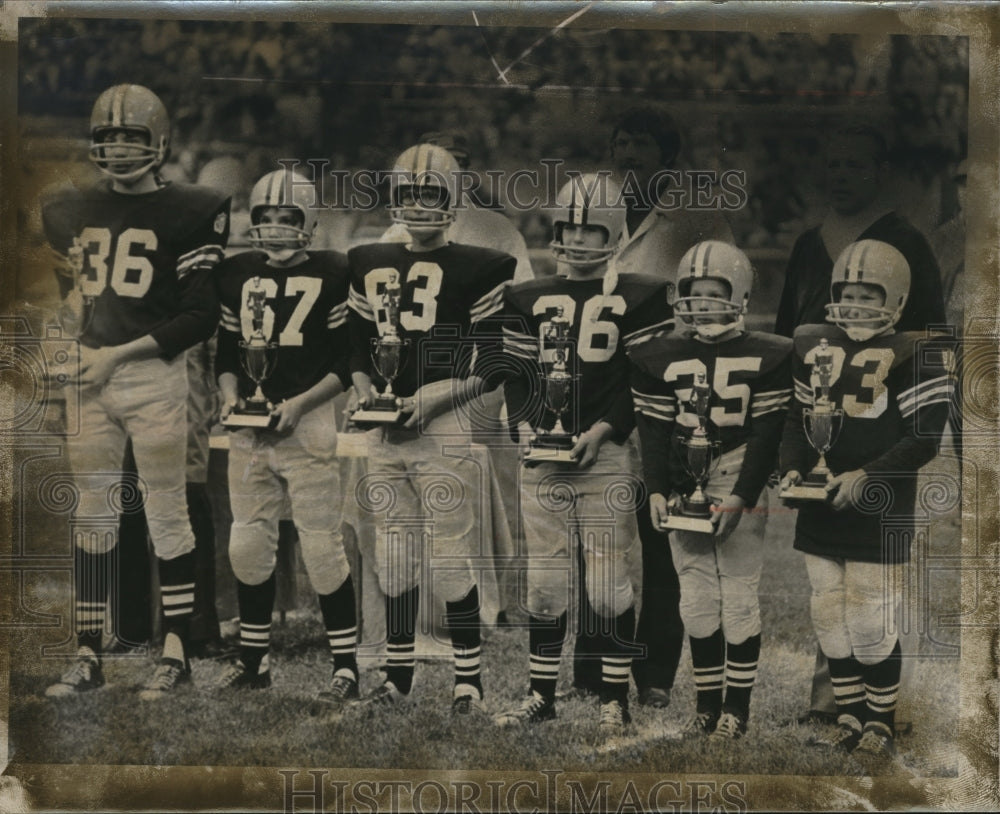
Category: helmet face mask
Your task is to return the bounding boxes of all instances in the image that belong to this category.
[826,240,910,341]
[674,241,752,340]
[89,85,169,183]
[390,144,460,239]
[549,174,625,268]
[247,170,319,263]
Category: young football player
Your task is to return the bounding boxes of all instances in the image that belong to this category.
[630,240,793,740]
[493,174,673,733]
[779,239,954,760]
[41,84,230,699]
[213,168,359,704]
[347,144,516,715]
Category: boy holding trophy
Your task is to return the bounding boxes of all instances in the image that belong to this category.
[214,169,360,706]
[494,174,671,733]
[629,240,793,741]
[779,239,955,761]
[346,144,516,715]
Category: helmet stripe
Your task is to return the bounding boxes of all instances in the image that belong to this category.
[701,241,713,277]
[265,171,280,206]
[111,85,127,127]
[856,242,869,282]
[580,183,590,226]
[568,182,577,225]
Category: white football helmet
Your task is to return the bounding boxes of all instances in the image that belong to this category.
[826,239,910,341]
[89,84,170,182]
[247,169,319,263]
[674,241,752,339]
[549,173,626,267]
[389,143,460,236]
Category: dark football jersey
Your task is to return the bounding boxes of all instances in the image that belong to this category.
[215,250,351,404]
[502,274,673,442]
[347,241,516,398]
[781,324,955,563]
[630,330,793,505]
[41,181,231,358]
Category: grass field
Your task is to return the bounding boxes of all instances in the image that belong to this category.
[7,459,964,788]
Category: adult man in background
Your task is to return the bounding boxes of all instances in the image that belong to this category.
[775,124,946,731]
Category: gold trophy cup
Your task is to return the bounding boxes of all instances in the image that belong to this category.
[661,372,721,532]
[780,338,844,500]
[224,279,279,429]
[525,308,579,466]
[352,272,410,425]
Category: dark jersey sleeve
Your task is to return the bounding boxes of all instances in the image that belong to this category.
[346,249,378,381]
[500,287,543,441]
[464,253,516,383]
[214,259,241,381]
[732,348,793,505]
[149,194,231,358]
[862,337,952,475]
[325,271,352,390]
[779,335,819,477]
[631,362,677,498]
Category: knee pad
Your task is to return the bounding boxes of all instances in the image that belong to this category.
[720,582,762,643]
[431,568,476,605]
[526,572,570,618]
[847,608,899,665]
[810,588,852,660]
[679,591,722,639]
[585,569,634,618]
[228,523,277,586]
[298,529,351,596]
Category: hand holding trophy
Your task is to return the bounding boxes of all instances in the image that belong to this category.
[223,277,279,429]
[525,308,580,466]
[661,372,721,532]
[352,271,409,425]
[48,237,93,385]
[779,338,844,501]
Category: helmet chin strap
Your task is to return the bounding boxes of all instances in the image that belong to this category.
[693,315,745,340]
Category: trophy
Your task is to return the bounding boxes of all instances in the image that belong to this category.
[223,278,279,429]
[524,308,579,466]
[779,338,844,501]
[661,372,721,532]
[352,272,409,425]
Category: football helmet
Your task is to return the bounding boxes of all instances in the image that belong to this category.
[674,240,752,339]
[826,239,910,341]
[549,173,626,267]
[247,169,319,263]
[389,143,460,235]
[89,85,170,182]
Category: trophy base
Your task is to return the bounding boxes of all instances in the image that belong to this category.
[779,483,831,501]
[660,511,715,534]
[223,412,278,430]
[351,408,404,426]
[523,435,578,467]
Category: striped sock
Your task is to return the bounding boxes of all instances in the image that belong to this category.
[237,573,275,674]
[384,586,418,695]
[158,551,195,659]
[318,575,358,680]
[723,633,761,719]
[827,653,867,731]
[445,585,483,697]
[689,629,725,715]
[599,606,636,703]
[863,640,901,737]
[529,612,567,699]
[74,546,110,655]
